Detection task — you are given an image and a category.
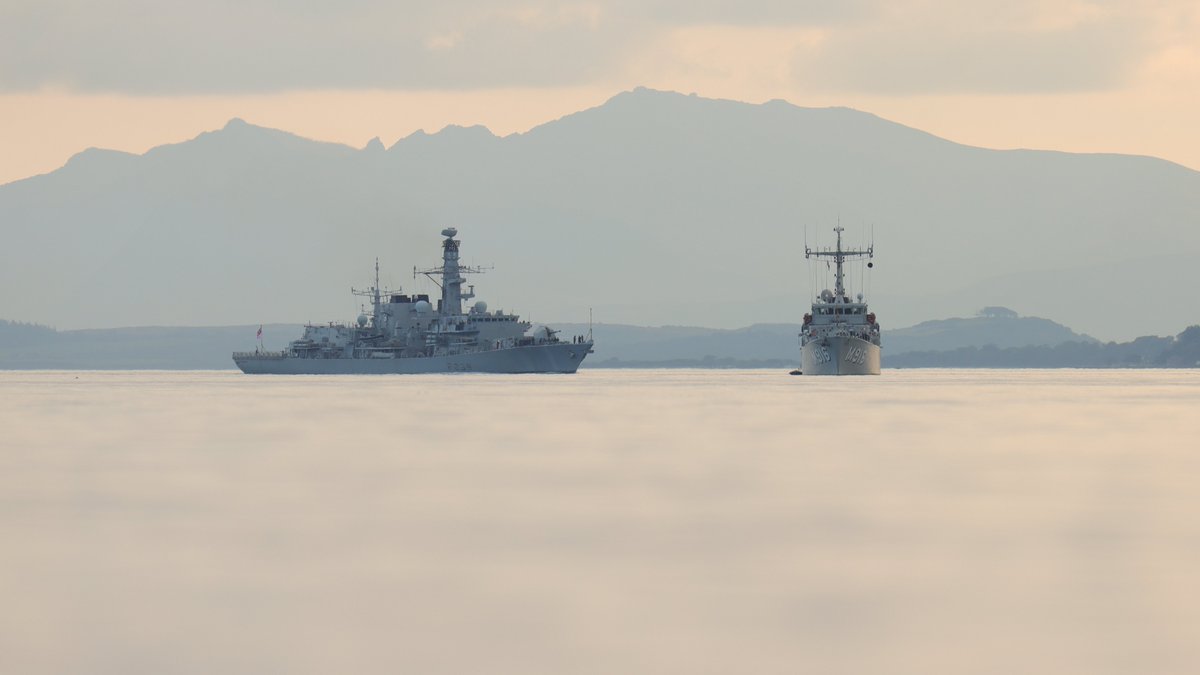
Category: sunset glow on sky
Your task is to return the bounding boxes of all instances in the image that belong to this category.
[3,1,1198,184]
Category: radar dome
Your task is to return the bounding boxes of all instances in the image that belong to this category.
[473,301,488,313]
[820,289,834,302]
[441,227,458,238]
[356,313,368,327]
[414,300,432,313]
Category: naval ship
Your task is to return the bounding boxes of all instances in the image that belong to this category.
[799,226,881,375]
[233,228,594,374]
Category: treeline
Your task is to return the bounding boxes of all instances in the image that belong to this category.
[887,326,1200,368]
[0,319,57,347]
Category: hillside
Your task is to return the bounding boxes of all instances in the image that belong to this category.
[3,88,1199,340]
[0,312,1163,370]
[0,320,300,369]
[886,313,1094,354]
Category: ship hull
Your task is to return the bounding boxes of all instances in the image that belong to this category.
[800,336,881,375]
[234,342,592,375]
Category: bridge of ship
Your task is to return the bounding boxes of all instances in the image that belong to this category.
[809,302,871,325]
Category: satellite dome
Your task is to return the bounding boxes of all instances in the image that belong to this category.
[356,313,368,327]
[473,300,488,314]
[441,227,458,238]
[820,289,834,302]
[414,300,432,313]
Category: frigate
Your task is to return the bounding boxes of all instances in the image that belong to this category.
[799,226,881,375]
[233,228,594,374]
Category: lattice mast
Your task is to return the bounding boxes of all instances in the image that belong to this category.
[805,226,873,299]
[350,258,387,327]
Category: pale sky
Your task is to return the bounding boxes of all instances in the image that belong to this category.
[3,0,1199,185]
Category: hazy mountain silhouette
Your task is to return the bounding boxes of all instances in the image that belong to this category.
[0,313,1105,369]
[0,321,303,369]
[559,311,1092,364]
[885,313,1095,354]
[3,88,1198,340]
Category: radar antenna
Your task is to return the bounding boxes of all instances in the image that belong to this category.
[412,227,494,316]
[804,226,873,299]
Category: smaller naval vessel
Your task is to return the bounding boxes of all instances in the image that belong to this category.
[233,228,593,374]
[799,226,881,375]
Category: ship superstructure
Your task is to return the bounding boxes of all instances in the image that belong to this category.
[799,226,881,375]
[233,228,593,374]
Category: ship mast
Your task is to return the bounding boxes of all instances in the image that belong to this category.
[351,257,388,328]
[415,227,490,316]
[373,258,381,318]
[805,226,873,300]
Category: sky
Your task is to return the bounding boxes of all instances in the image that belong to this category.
[2,0,1199,186]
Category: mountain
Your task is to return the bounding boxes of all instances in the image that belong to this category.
[3,88,1199,341]
[564,311,1094,364]
[0,312,1133,370]
[557,323,802,364]
[0,320,301,369]
[886,335,1184,369]
[885,313,1094,354]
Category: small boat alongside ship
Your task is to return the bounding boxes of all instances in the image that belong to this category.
[799,226,881,375]
[233,228,593,374]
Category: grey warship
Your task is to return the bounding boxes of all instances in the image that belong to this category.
[799,226,881,375]
[233,228,594,374]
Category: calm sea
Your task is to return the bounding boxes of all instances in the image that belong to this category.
[3,369,1199,674]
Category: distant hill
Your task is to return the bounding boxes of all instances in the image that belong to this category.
[0,321,299,369]
[886,313,1094,354]
[2,313,1180,370]
[888,329,1199,368]
[555,322,801,364]
[1159,326,1200,366]
[0,319,56,347]
[562,311,1094,364]
[2,88,1199,341]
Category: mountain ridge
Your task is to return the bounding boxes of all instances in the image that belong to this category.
[2,88,1198,340]
[1,313,1190,370]
[18,88,1199,188]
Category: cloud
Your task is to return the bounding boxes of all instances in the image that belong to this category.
[0,0,883,94]
[790,1,1157,94]
[638,0,877,26]
[0,1,620,92]
[0,0,1179,95]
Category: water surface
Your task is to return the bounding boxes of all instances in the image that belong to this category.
[2,369,1199,674]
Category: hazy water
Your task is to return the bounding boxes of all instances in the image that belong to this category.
[3,369,1200,675]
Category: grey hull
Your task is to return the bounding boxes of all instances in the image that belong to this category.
[234,342,592,374]
[800,336,881,375]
